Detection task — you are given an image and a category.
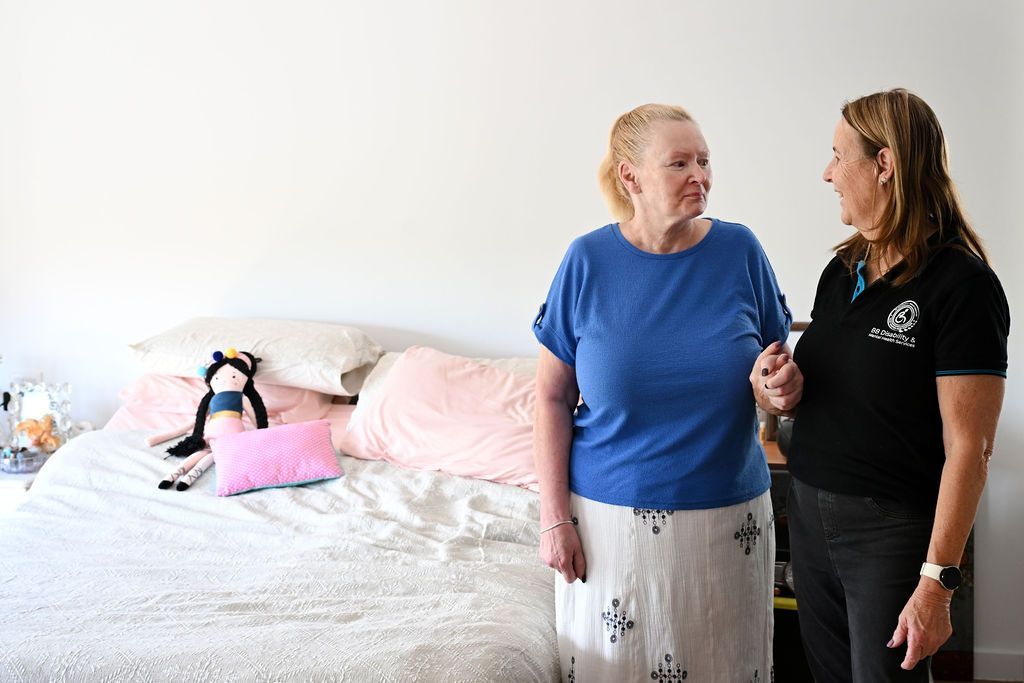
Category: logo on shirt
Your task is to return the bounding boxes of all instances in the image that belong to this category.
[887,300,920,333]
[868,300,919,349]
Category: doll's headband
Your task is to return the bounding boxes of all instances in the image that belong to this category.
[196,347,254,377]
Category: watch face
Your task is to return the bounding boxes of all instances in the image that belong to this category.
[939,566,963,590]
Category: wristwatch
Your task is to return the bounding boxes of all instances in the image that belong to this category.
[920,562,962,591]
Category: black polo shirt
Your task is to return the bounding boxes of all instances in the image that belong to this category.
[789,239,1010,509]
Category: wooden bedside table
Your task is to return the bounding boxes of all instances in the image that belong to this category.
[0,470,37,516]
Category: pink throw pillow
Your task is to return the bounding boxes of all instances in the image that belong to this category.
[212,419,342,496]
[346,346,538,490]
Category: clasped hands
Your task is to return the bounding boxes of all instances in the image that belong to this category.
[751,341,803,414]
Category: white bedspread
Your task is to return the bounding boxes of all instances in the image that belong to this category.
[0,431,557,682]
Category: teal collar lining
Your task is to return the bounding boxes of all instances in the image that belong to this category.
[851,259,867,302]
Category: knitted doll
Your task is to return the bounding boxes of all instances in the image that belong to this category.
[147,348,268,490]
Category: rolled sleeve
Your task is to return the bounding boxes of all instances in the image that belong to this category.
[532,245,583,367]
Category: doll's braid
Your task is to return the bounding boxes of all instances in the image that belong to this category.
[239,352,269,429]
[167,390,214,457]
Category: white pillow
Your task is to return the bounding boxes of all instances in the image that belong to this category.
[130,317,385,396]
[348,349,537,431]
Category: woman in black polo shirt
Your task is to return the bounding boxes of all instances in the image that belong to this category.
[754,89,1009,682]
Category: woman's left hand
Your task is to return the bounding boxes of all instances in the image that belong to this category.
[751,341,803,414]
[888,581,953,670]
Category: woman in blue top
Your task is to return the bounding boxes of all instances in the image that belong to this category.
[533,103,802,682]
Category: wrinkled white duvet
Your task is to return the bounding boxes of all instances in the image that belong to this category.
[0,431,557,682]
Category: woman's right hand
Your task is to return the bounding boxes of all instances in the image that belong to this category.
[534,347,587,584]
[540,522,587,584]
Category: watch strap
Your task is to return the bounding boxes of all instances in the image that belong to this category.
[919,562,944,582]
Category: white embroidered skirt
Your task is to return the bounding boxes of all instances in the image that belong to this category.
[556,491,775,682]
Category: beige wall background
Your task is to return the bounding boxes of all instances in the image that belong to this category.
[1,1,1020,676]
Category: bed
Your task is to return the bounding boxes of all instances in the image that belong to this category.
[0,405,558,681]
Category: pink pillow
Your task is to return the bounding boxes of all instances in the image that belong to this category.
[328,404,366,454]
[212,419,342,496]
[345,346,538,490]
[117,373,336,421]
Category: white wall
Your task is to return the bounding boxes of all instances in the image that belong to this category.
[1,1,1021,676]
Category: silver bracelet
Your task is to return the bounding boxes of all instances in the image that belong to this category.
[540,517,578,534]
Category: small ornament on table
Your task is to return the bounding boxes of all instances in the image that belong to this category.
[14,415,63,453]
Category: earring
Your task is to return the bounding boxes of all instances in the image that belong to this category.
[879,176,888,185]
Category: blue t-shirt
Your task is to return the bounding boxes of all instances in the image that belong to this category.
[533,219,791,510]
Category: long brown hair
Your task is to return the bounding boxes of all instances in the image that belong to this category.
[598,104,695,222]
[835,88,988,286]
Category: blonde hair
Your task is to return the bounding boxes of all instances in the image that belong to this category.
[835,88,988,286]
[598,104,696,221]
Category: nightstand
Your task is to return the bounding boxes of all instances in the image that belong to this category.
[0,470,36,516]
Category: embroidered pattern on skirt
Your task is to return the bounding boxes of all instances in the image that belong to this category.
[601,598,634,643]
[632,508,673,535]
[650,653,687,680]
[735,512,762,555]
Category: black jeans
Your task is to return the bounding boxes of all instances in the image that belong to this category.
[787,477,934,683]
